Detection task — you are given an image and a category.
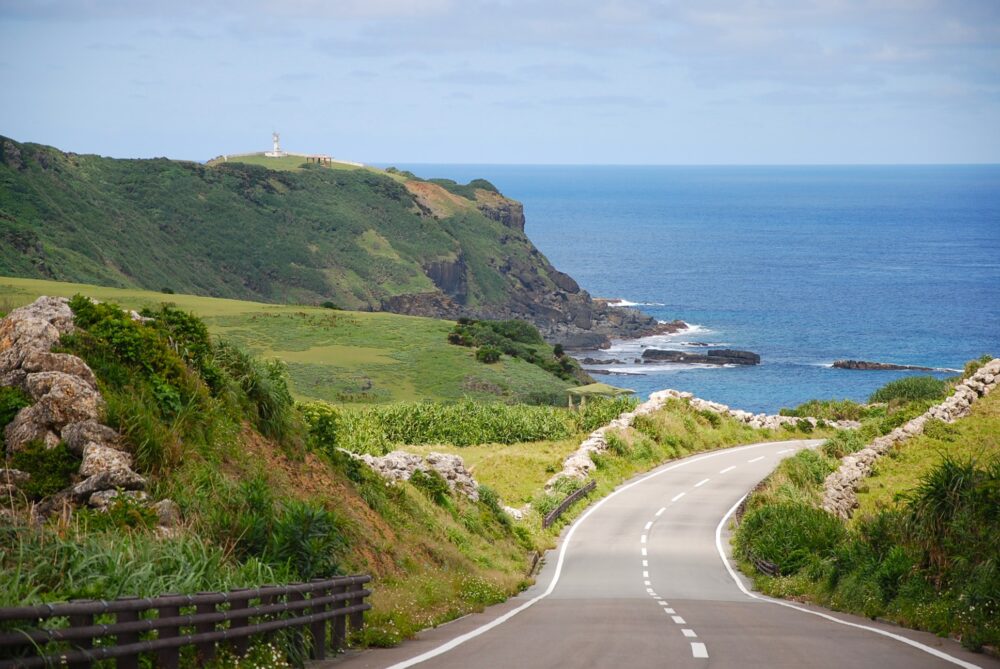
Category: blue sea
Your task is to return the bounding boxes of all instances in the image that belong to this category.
[394,165,1000,413]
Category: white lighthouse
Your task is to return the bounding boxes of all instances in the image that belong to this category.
[265,132,286,158]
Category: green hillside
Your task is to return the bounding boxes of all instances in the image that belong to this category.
[0,277,576,404]
[0,136,639,347]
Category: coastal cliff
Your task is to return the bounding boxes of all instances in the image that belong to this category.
[0,136,664,347]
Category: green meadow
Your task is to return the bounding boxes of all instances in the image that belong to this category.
[0,277,573,404]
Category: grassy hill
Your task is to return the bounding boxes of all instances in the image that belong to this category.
[0,136,644,347]
[0,277,576,404]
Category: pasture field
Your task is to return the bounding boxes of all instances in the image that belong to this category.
[0,277,573,404]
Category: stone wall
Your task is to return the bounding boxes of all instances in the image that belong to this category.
[822,358,1000,519]
[545,388,859,489]
[350,450,480,502]
[0,297,175,527]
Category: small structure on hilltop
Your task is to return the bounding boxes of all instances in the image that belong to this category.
[213,133,365,167]
[567,382,635,409]
[265,131,286,157]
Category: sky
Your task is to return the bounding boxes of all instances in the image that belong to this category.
[1,0,999,164]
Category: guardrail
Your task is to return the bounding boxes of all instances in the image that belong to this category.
[0,575,371,668]
[543,480,597,529]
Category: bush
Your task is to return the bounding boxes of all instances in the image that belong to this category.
[962,355,993,380]
[0,386,31,454]
[780,398,869,422]
[736,502,845,575]
[869,376,948,404]
[476,345,502,364]
[574,396,638,433]
[213,342,302,448]
[8,441,79,500]
[821,430,867,459]
[269,502,345,579]
[409,469,451,506]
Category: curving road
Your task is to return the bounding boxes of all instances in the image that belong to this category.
[327,439,997,669]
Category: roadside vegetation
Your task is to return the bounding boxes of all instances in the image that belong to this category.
[1,291,837,663]
[735,364,999,651]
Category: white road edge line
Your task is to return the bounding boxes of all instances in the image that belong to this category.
[384,439,818,669]
[715,494,983,669]
[719,465,736,474]
[694,478,710,487]
[671,492,686,502]
[691,642,709,658]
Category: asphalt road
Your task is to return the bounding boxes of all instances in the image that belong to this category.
[327,439,997,669]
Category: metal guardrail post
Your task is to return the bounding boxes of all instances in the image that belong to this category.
[349,584,365,633]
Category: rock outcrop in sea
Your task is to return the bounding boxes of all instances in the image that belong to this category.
[641,348,761,366]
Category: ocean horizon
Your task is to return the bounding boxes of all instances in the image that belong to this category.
[391,164,1000,413]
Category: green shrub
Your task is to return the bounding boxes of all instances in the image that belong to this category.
[780,398,869,422]
[782,449,836,488]
[574,396,638,433]
[78,494,159,532]
[269,502,345,579]
[8,441,79,500]
[476,345,502,364]
[821,430,867,459]
[736,502,845,575]
[409,469,451,506]
[962,355,993,380]
[869,376,948,404]
[212,342,302,449]
[0,386,31,454]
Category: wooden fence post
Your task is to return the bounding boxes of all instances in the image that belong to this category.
[229,589,252,657]
[155,595,181,669]
[331,583,347,650]
[349,584,365,634]
[309,580,329,660]
[67,599,94,669]
[115,597,140,669]
[195,593,217,664]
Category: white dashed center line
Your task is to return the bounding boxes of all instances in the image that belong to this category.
[640,481,711,659]
[748,456,765,463]
[777,448,794,454]
[719,465,736,474]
